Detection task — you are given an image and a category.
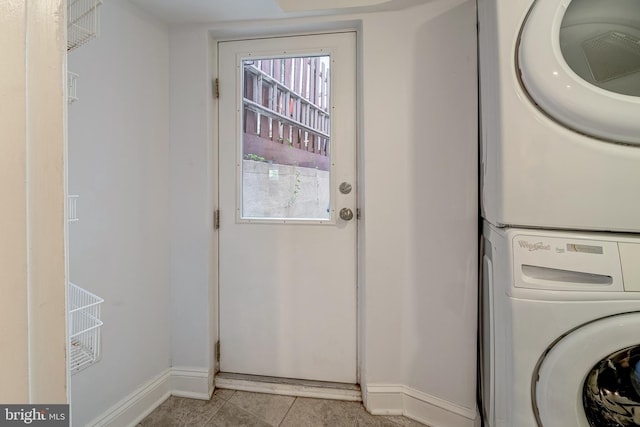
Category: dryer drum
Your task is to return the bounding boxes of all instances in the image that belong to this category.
[582,31,640,83]
[583,345,640,427]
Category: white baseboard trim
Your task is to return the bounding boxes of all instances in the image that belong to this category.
[87,373,477,427]
[87,367,213,427]
[365,384,479,427]
[171,367,214,400]
[364,385,404,415]
[87,370,171,427]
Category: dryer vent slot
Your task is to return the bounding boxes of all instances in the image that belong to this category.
[582,31,640,82]
[522,265,613,286]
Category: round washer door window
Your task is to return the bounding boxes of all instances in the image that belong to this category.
[519,0,640,145]
[583,345,640,426]
[533,312,640,427]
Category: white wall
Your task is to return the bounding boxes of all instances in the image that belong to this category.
[361,2,478,424]
[2,0,477,423]
[403,0,477,412]
[67,0,171,424]
[168,0,478,425]
[359,0,479,395]
[0,0,68,404]
[168,26,215,373]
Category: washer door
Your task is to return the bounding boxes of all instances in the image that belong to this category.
[519,0,640,145]
[534,312,640,426]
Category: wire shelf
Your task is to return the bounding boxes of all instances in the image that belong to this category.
[69,283,103,374]
[68,0,103,52]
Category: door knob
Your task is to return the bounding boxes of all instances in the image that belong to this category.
[339,208,354,221]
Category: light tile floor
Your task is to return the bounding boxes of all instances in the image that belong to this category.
[138,388,430,427]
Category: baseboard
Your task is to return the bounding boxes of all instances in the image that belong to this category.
[87,367,213,427]
[171,367,214,400]
[87,373,478,427]
[363,385,404,415]
[87,370,171,427]
[365,384,479,427]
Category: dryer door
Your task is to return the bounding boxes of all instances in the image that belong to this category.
[533,312,640,427]
[518,0,640,145]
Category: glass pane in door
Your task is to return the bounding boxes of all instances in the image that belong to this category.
[241,55,332,221]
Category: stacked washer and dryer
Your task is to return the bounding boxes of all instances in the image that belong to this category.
[478,0,640,426]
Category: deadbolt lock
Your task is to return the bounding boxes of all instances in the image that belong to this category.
[339,182,352,195]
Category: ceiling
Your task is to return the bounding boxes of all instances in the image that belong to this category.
[129,0,432,24]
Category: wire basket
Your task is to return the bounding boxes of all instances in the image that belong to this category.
[67,0,103,52]
[69,283,103,374]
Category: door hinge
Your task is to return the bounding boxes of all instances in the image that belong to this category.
[214,78,220,99]
[215,340,221,362]
[214,209,220,230]
[356,208,361,220]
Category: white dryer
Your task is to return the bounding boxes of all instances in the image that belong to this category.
[481,221,640,427]
[478,0,640,232]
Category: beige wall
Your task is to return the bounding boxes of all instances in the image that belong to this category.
[0,0,68,403]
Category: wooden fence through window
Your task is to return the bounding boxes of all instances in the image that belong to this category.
[242,56,331,171]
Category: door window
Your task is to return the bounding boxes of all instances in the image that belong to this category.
[241,55,332,221]
[583,345,640,427]
[559,0,640,96]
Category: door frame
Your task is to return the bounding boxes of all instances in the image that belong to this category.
[210,26,364,387]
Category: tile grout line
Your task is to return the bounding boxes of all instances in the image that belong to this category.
[226,390,292,426]
[218,389,236,401]
[277,396,297,427]
[200,395,228,426]
[223,397,280,426]
[201,389,232,426]
[139,391,428,427]
[205,399,231,426]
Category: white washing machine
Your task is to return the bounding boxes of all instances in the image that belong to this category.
[478,0,640,232]
[481,221,640,426]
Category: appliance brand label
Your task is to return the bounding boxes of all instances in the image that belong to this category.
[517,240,551,251]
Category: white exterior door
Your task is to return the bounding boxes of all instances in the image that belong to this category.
[218,32,357,383]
